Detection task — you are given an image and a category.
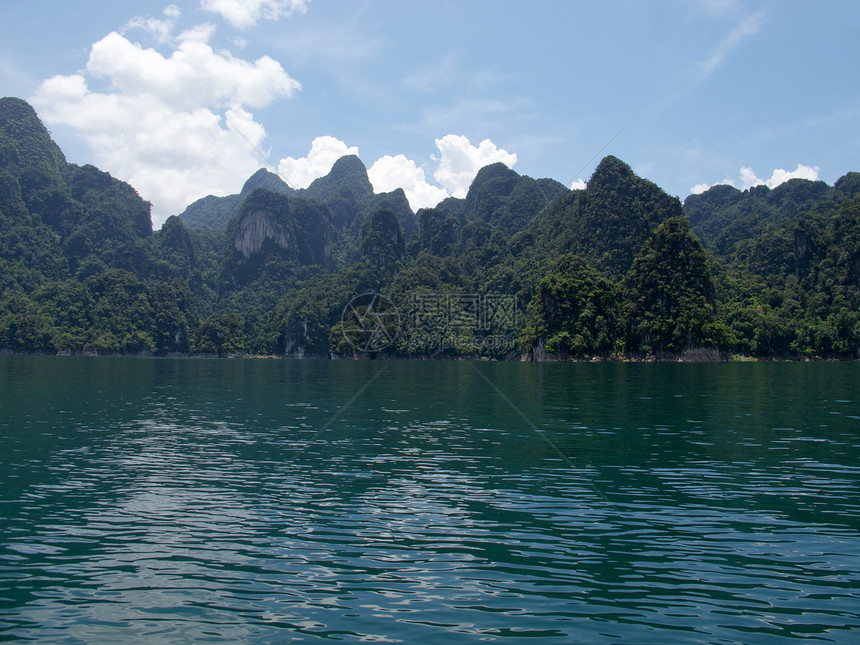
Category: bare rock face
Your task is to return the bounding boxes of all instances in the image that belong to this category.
[229,188,296,260]
[234,208,292,259]
[222,188,335,290]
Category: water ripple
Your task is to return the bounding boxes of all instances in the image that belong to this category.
[1,358,859,643]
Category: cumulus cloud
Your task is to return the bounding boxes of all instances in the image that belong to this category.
[84,28,298,109]
[200,0,309,29]
[33,18,519,225]
[281,134,518,210]
[433,134,517,198]
[31,26,299,227]
[570,179,587,191]
[758,164,820,188]
[690,163,820,194]
[368,155,450,211]
[690,182,717,195]
[125,5,181,44]
[277,136,358,189]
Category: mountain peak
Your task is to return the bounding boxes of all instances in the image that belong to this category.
[304,155,373,202]
[241,168,293,195]
[0,96,39,123]
[469,162,519,189]
[0,97,67,183]
[588,155,635,190]
[464,162,520,219]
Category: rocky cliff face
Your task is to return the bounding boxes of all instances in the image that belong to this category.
[176,156,417,239]
[234,207,293,259]
[223,188,335,289]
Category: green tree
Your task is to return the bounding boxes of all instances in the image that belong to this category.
[622,217,729,355]
[195,313,245,356]
[522,254,619,357]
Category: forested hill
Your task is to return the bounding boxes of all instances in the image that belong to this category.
[1,96,858,359]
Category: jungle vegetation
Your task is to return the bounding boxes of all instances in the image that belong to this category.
[1,97,858,359]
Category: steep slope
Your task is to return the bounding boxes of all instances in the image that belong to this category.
[0,97,152,278]
[221,188,335,290]
[302,155,373,202]
[462,162,566,234]
[178,157,416,241]
[536,156,683,279]
[302,155,415,239]
[178,168,292,231]
[0,97,67,187]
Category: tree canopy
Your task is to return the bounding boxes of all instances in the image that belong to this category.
[1,97,857,360]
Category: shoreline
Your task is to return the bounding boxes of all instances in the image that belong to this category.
[2,348,857,362]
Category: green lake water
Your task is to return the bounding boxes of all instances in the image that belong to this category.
[0,356,858,643]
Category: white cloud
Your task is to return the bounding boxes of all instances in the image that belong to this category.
[432,134,517,198]
[764,164,820,188]
[737,167,759,190]
[281,134,518,210]
[368,155,450,211]
[31,27,299,228]
[125,5,181,44]
[200,0,309,29]
[690,163,820,194]
[277,136,358,189]
[739,164,820,190]
[700,11,765,76]
[690,182,716,195]
[570,179,587,191]
[84,29,298,110]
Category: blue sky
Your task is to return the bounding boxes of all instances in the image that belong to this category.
[1,0,858,227]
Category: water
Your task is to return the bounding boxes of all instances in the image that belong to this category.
[1,356,858,643]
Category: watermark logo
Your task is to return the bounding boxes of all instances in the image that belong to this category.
[341,293,400,352]
[410,294,517,331]
[407,293,518,354]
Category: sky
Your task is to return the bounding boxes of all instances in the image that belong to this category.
[1,0,858,228]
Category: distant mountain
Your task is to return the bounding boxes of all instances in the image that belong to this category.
[0,97,202,355]
[685,174,860,254]
[178,155,418,256]
[2,96,857,360]
[178,154,567,247]
[178,168,292,232]
[0,97,67,187]
[244,167,294,195]
[412,163,568,261]
[462,162,567,234]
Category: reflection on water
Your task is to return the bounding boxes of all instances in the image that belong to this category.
[0,357,858,642]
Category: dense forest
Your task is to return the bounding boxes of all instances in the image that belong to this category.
[1,97,858,360]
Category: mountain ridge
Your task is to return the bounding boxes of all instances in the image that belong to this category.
[1,97,857,360]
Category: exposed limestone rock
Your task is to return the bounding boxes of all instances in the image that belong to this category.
[234,208,292,259]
